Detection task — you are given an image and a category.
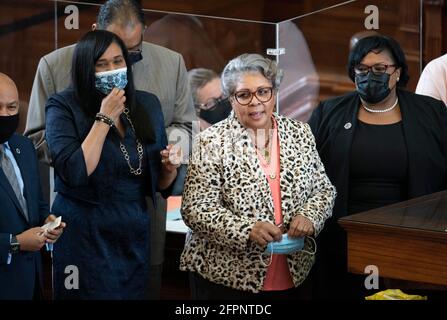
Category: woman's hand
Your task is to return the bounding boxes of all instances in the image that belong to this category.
[99,87,126,123]
[288,215,314,238]
[249,221,283,247]
[160,144,182,173]
[158,144,181,190]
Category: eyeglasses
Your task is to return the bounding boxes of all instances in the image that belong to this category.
[233,87,273,106]
[354,63,397,76]
[195,97,223,110]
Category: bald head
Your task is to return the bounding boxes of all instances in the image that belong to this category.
[0,73,19,116]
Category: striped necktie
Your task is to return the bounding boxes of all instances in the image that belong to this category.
[0,144,28,221]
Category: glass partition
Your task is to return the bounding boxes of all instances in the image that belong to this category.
[0,0,423,126]
[277,0,422,121]
[142,11,276,73]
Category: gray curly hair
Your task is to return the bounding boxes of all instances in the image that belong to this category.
[221,53,283,98]
[187,68,219,105]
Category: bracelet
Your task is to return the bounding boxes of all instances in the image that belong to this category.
[96,117,113,127]
[95,113,114,127]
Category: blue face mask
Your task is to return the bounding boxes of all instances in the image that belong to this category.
[265,234,304,255]
[95,67,128,95]
[260,234,316,267]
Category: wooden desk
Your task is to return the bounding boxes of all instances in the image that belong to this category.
[339,191,447,286]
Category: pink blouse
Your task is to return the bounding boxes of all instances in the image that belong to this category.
[257,118,294,291]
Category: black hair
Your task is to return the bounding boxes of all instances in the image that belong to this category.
[97,0,145,29]
[347,35,409,87]
[72,30,154,142]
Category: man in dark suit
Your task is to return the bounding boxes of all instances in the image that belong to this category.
[0,73,65,300]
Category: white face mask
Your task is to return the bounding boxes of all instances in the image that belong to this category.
[94,67,128,95]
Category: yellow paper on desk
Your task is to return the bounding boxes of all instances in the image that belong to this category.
[365,289,427,300]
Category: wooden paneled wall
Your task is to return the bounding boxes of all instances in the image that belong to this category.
[423,0,447,64]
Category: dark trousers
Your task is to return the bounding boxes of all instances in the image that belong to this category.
[33,278,43,300]
[189,272,312,300]
[146,263,163,300]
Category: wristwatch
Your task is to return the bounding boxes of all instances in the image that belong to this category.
[10,235,20,254]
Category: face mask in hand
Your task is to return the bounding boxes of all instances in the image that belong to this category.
[260,234,317,267]
[265,234,304,254]
[95,67,128,95]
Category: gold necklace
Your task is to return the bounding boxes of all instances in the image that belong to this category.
[255,130,272,164]
[255,126,276,179]
[257,143,270,162]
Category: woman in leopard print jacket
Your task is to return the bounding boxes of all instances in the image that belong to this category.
[180,53,336,299]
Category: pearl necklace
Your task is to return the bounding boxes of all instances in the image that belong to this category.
[362,98,398,113]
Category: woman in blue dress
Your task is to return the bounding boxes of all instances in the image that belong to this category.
[45,30,180,299]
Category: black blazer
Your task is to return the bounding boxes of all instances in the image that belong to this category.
[309,89,447,220]
[0,134,49,299]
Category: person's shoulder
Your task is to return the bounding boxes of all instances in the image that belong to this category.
[277,113,304,128]
[424,54,447,72]
[310,91,358,122]
[196,116,233,142]
[319,91,357,108]
[400,90,447,122]
[41,44,76,64]
[136,89,161,105]
[400,89,443,106]
[46,87,76,109]
[135,90,164,121]
[276,114,313,136]
[50,87,75,100]
[9,133,34,151]
[142,42,182,60]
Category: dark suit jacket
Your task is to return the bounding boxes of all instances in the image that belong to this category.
[309,89,447,223]
[0,134,49,299]
[45,89,171,206]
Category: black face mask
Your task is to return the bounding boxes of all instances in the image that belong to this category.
[200,99,232,125]
[355,72,391,104]
[128,51,143,66]
[0,113,19,144]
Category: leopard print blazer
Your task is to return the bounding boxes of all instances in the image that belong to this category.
[179,112,336,293]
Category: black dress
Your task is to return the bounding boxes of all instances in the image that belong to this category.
[309,90,447,300]
[51,117,150,299]
[315,120,409,300]
[348,120,408,214]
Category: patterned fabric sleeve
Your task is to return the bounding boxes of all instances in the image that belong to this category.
[294,123,336,236]
[180,134,257,252]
